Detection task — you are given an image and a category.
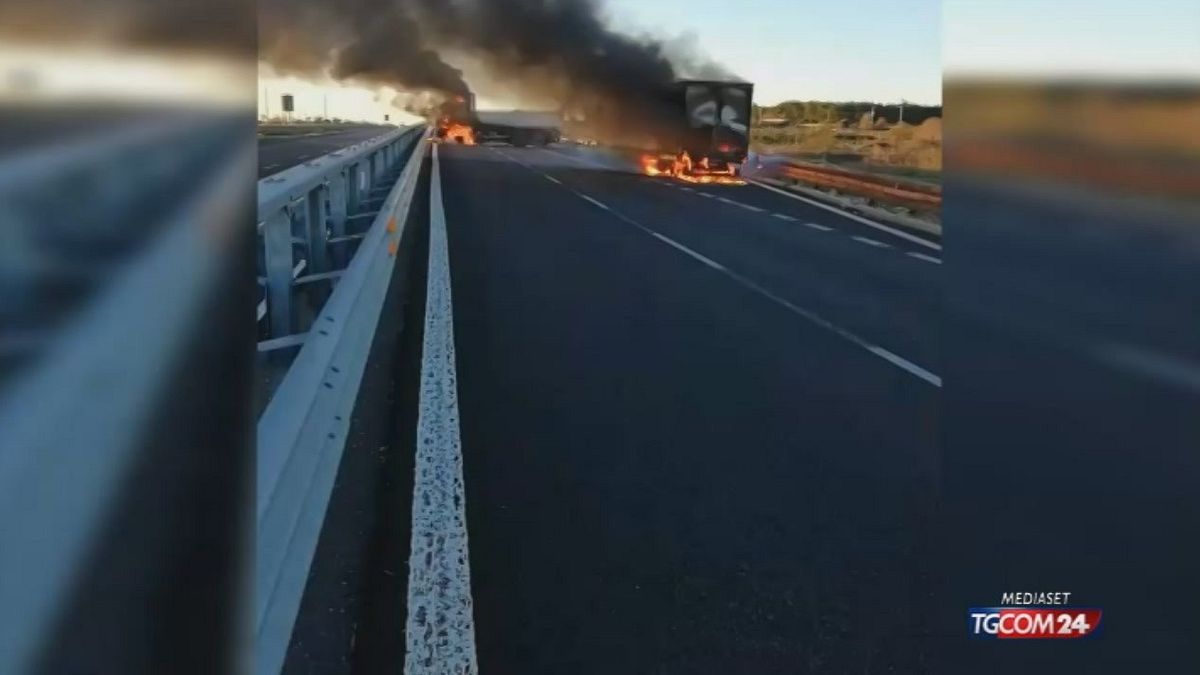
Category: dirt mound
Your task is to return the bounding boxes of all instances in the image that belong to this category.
[913,117,942,142]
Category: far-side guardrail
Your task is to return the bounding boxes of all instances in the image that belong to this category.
[256,126,423,347]
[777,160,942,212]
[256,127,429,675]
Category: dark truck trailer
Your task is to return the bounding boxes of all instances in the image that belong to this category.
[474,111,561,147]
[435,93,561,146]
[647,80,754,177]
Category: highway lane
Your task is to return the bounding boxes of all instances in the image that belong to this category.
[499,145,941,379]
[257,125,393,177]
[934,177,1200,673]
[437,143,941,673]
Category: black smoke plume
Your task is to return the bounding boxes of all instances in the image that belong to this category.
[258,0,734,138]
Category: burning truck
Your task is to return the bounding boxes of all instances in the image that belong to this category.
[434,79,753,184]
[435,93,562,147]
[638,79,754,184]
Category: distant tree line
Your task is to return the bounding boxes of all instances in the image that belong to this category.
[753,101,942,126]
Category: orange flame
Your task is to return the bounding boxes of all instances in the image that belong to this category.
[639,152,745,185]
[442,122,476,145]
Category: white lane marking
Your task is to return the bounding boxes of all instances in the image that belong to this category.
[490,151,940,386]
[803,222,833,232]
[638,221,940,386]
[264,163,280,171]
[749,179,941,251]
[405,144,479,675]
[544,174,563,185]
[644,231,728,272]
[679,186,695,192]
[852,236,892,249]
[715,195,763,211]
[771,213,798,222]
[578,194,611,211]
[907,252,942,265]
[1091,342,1200,393]
[489,146,533,171]
[697,191,715,198]
[541,146,611,170]
[552,188,940,387]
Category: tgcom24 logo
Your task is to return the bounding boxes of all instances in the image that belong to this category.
[968,592,1102,640]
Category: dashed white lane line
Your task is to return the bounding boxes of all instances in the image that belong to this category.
[749,178,942,252]
[544,174,563,185]
[643,231,728,272]
[540,146,610,170]
[1091,341,1200,393]
[679,186,695,192]
[907,252,942,265]
[487,149,941,387]
[852,236,892,249]
[729,200,766,213]
[803,222,833,232]
[771,213,798,222]
[697,191,715,198]
[578,194,611,211]
[405,144,479,675]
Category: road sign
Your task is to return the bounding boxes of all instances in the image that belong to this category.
[281,94,294,113]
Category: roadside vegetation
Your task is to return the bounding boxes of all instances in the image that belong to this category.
[752,101,943,180]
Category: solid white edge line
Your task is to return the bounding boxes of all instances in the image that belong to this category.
[749,178,942,251]
[405,144,479,675]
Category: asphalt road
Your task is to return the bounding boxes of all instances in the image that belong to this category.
[257,125,394,178]
[438,143,942,673]
[933,176,1200,673]
[284,142,1198,674]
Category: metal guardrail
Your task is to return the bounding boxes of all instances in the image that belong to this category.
[779,160,942,211]
[256,126,423,345]
[256,127,430,675]
[0,113,253,674]
[1,112,244,359]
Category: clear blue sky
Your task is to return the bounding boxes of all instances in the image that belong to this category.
[944,0,1200,79]
[603,0,942,106]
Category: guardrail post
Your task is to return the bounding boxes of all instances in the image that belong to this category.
[306,185,329,274]
[346,163,361,216]
[263,209,295,338]
[328,170,349,268]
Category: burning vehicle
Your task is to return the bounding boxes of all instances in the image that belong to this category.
[639,79,754,184]
[435,94,561,147]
